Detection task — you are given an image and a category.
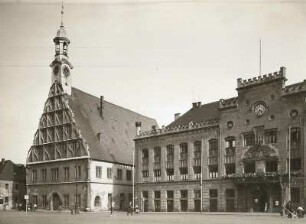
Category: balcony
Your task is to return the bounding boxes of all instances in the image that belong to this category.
[208,156,218,165]
[154,162,161,170]
[193,158,201,167]
[166,161,174,169]
[224,154,235,164]
[179,159,188,168]
[221,172,286,184]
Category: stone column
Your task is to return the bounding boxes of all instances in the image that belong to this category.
[148,190,154,212]
[161,146,166,181]
[174,189,180,212]
[161,189,167,212]
[188,188,195,211]
[174,145,180,181]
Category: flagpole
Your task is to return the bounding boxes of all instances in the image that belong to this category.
[200,139,203,213]
[132,147,135,209]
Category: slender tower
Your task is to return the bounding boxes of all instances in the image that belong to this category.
[50,1,73,95]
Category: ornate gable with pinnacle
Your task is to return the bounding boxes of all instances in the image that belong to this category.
[242,142,278,161]
[27,82,90,163]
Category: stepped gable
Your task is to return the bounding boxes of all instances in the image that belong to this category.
[219,97,238,110]
[69,87,157,165]
[167,101,220,128]
[282,80,306,96]
[237,67,287,90]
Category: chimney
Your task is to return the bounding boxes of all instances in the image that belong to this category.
[280,66,286,77]
[135,122,142,136]
[197,102,201,107]
[174,113,181,120]
[1,158,4,164]
[99,96,104,118]
[151,125,156,131]
[192,102,197,108]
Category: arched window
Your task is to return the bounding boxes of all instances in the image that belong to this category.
[94,196,101,207]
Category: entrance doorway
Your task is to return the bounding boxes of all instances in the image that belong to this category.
[252,186,268,212]
[52,193,61,210]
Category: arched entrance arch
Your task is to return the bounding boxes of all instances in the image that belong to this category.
[94,196,101,208]
[47,191,62,211]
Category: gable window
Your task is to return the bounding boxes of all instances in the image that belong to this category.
[126,170,132,181]
[96,166,102,179]
[107,168,112,179]
[117,169,122,180]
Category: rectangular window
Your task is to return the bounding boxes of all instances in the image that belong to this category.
[107,168,112,179]
[64,194,70,207]
[142,191,148,199]
[244,162,255,173]
[291,187,300,203]
[167,191,173,199]
[51,168,59,180]
[194,141,201,158]
[142,149,149,164]
[75,166,81,179]
[5,183,9,189]
[180,168,188,180]
[244,133,255,146]
[209,139,218,157]
[154,191,161,199]
[181,190,188,199]
[291,128,301,148]
[64,167,70,180]
[225,164,236,175]
[142,170,149,178]
[5,197,9,204]
[32,170,37,182]
[166,145,174,161]
[166,169,174,181]
[154,169,161,181]
[117,169,122,180]
[209,189,218,198]
[126,170,132,181]
[266,160,278,172]
[225,138,236,148]
[41,169,47,181]
[42,195,47,207]
[96,166,102,179]
[290,158,302,171]
[194,190,201,199]
[180,143,188,159]
[265,129,277,144]
[0,199,3,204]
[154,147,161,163]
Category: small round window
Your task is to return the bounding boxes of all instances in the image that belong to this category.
[227,121,233,129]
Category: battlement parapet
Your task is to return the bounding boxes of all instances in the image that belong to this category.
[136,119,219,139]
[282,80,306,96]
[237,67,286,90]
[219,97,238,110]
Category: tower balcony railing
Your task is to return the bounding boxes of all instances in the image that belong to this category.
[208,156,218,165]
[224,154,235,164]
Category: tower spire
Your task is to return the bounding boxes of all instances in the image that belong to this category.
[61,0,64,27]
[259,38,262,75]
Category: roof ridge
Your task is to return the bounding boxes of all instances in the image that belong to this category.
[72,87,157,122]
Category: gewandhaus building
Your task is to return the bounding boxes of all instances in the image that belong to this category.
[134,67,306,213]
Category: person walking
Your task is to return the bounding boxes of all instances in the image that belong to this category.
[127,201,133,215]
[110,201,115,216]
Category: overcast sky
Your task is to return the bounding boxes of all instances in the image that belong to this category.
[0,0,305,164]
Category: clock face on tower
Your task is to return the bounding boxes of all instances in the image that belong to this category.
[63,65,70,77]
[254,103,266,117]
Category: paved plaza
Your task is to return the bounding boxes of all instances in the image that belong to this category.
[0,211,304,224]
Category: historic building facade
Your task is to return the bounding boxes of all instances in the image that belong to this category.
[0,159,26,210]
[26,10,157,211]
[135,67,306,212]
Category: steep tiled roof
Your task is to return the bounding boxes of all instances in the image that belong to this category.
[0,160,14,181]
[69,88,158,165]
[167,101,220,127]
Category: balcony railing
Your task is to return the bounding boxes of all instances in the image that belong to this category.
[166,161,174,169]
[224,154,235,164]
[179,159,188,168]
[208,156,218,165]
[193,158,201,167]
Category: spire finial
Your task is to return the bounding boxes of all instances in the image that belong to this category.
[61,0,64,27]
